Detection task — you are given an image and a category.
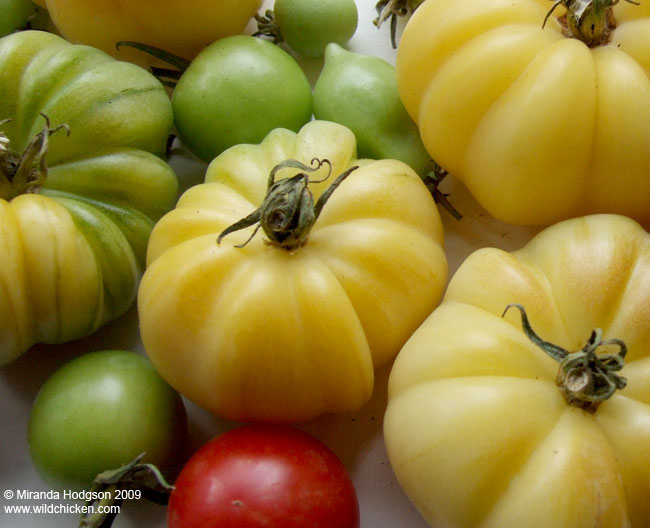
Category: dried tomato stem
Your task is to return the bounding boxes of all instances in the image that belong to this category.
[0,115,69,201]
[503,304,627,412]
[218,158,358,251]
[421,162,462,221]
[543,0,639,47]
[80,453,174,528]
[252,10,284,45]
[373,0,423,48]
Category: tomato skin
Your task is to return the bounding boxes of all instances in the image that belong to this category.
[138,120,448,423]
[274,0,358,58]
[34,0,262,67]
[167,425,360,528]
[398,0,650,225]
[0,0,36,36]
[385,214,650,528]
[28,350,188,491]
[314,43,433,177]
[171,35,313,163]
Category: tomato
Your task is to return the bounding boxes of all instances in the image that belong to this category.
[385,214,650,528]
[0,0,36,36]
[273,0,358,58]
[138,120,448,423]
[0,31,178,364]
[29,0,262,68]
[28,350,188,490]
[171,35,312,163]
[168,425,359,528]
[314,43,433,178]
[397,0,650,226]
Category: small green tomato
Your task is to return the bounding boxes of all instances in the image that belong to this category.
[273,0,358,58]
[172,35,313,162]
[0,0,36,36]
[28,350,188,490]
[313,43,432,178]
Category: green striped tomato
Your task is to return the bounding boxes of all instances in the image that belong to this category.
[0,30,178,364]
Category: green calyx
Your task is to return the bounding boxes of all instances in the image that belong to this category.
[0,115,69,201]
[543,0,639,47]
[503,304,627,412]
[218,158,358,251]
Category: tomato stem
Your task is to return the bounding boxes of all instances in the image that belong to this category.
[373,0,423,48]
[218,158,358,251]
[542,0,639,46]
[252,9,284,45]
[503,304,627,412]
[0,114,69,201]
[115,42,191,87]
[422,162,462,221]
[79,453,174,528]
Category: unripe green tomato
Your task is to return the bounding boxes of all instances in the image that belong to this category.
[274,0,358,58]
[313,43,432,177]
[172,35,313,163]
[28,350,188,490]
[0,0,36,36]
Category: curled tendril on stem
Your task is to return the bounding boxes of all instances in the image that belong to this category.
[502,303,627,412]
[217,158,358,251]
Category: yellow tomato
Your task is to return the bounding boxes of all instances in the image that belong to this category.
[138,120,448,423]
[34,0,262,67]
[397,0,650,226]
[385,214,650,528]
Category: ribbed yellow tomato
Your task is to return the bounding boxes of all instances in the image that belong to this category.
[138,120,448,423]
[385,214,650,528]
[398,0,650,225]
[31,0,262,67]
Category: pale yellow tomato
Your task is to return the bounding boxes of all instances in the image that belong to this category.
[34,0,262,67]
[385,214,650,528]
[398,0,650,226]
[138,120,448,423]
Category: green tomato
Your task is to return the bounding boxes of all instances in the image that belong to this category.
[28,350,188,490]
[172,35,313,163]
[313,43,432,177]
[274,0,358,58]
[0,0,36,36]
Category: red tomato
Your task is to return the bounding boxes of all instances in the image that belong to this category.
[167,425,360,528]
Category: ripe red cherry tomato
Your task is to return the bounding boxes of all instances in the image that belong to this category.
[167,425,360,528]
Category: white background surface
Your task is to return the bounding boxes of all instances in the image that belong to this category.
[0,1,542,526]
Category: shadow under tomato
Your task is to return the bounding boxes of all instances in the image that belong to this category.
[0,304,143,402]
[171,358,394,483]
[296,360,393,469]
